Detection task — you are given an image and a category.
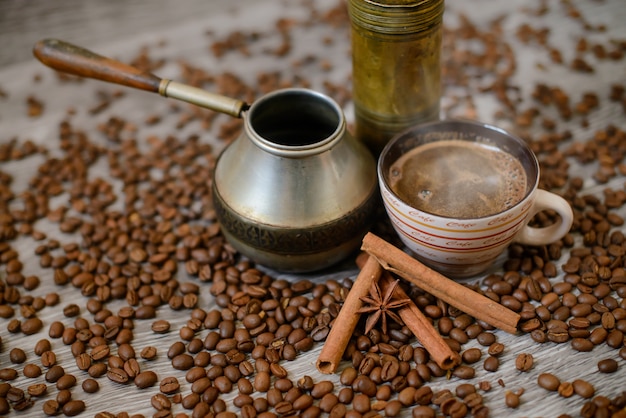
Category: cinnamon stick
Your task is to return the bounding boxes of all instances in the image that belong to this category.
[361,233,520,334]
[316,254,383,374]
[354,254,461,370]
[379,273,461,370]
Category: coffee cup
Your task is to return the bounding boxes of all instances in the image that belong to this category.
[378,119,574,278]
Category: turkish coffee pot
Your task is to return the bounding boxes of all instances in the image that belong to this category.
[33,39,378,272]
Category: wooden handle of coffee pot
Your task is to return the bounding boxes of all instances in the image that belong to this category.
[32,38,248,118]
[33,38,162,92]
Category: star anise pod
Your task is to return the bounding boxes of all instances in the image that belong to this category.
[357,279,411,335]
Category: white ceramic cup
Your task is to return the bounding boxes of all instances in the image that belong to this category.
[378,119,574,278]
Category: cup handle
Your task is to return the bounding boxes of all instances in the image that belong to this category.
[514,189,574,246]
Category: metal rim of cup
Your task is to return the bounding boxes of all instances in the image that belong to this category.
[245,88,346,158]
[378,118,541,220]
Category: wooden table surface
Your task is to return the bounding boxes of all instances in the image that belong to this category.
[1,0,625,417]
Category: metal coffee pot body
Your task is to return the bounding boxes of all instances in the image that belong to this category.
[213,88,378,273]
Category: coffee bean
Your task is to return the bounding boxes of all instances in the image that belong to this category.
[263,387,282,407]
[233,393,254,409]
[117,343,135,361]
[107,367,129,384]
[412,405,436,418]
[70,340,85,357]
[56,374,77,390]
[460,348,481,364]
[141,346,158,360]
[571,337,595,352]
[606,329,624,348]
[21,317,43,335]
[152,319,171,334]
[124,358,140,378]
[6,386,25,403]
[171,353,194,370]
[449,328,469,344]
[135,370,158,389]
[9,347,27,364]
[151,393,172,411]
[106,357,123,373]
[515,353,533,372]
[88,363,107,378]
[160,376,180,394]
[62,400,85,416]
[455,383,476,399]
[293,393,314,411]
[275,400,295,415]
[530,329,548,344]
[55,389,71,407]
[489,342,506,356]
[572,379,595,398]
[75,352,92,371]
[237,360,254,378]
[339,367,357,386]
[63,304,80,317]
[0,304,14,319]
[23,363,42,378]
[558,382,574,398]
[82,378,99,393]
[189,376,210,395]
[235,377,253,396]
[483,356,499,372]
[311,380,334,399]
[452,365,476,379]
[505,391,520,408]
[254,370,271,392]
[398,386,417,406]
[349,393,368,413]
[42,399,59,416]
[547,327,570,343]
[48,321,65,338]
[384,399,402,417]
[589,328,608,345]
[34,339,52,356]
[181,393,201,410]
[90,344,109,361]
[44,365,64,383]
[167,341,185,359]
[317,393,339,413]
[444,399,469,417]
[27,383,47,397]
[0,396,9,415]
[432,389,454,407]
[476,332,497,346]
[189,366,210,383]
[478,381,491,392]
[375,384,392,402]
[352,375,377,397]
[310,325,330,341]
[381,358,400,382]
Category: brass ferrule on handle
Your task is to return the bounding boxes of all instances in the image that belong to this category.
[158,80,248,118]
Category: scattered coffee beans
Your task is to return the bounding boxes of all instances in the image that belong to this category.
[0,2,623,418]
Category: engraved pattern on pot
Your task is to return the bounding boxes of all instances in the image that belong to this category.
[214,187,378,255]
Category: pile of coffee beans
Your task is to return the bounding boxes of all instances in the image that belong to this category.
[0,0,625,417]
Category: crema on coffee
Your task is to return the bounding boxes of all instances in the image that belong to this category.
[388,140,528,219]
